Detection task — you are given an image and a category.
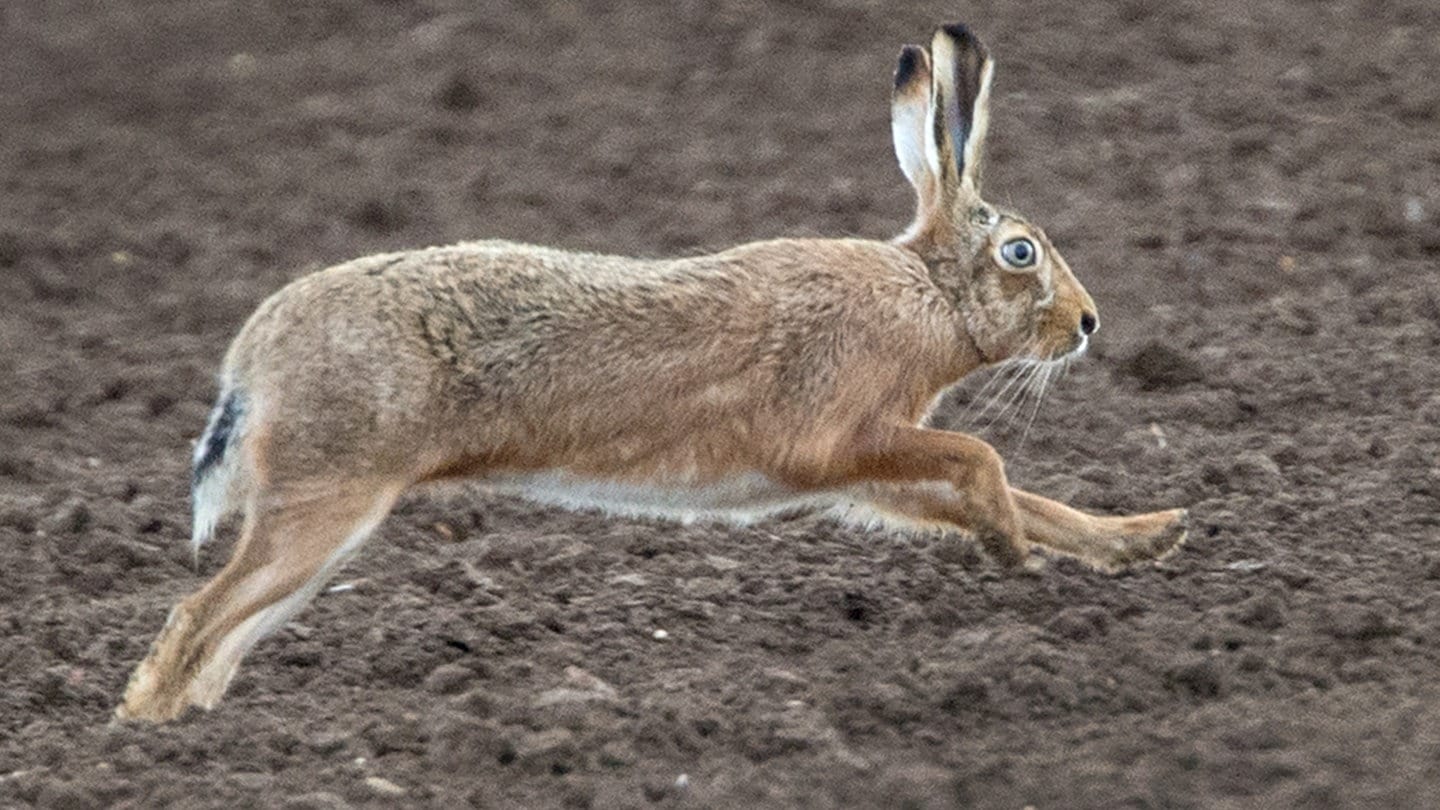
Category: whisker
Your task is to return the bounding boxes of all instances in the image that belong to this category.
[966,359,1032,425]
[1017,361,1058,451]
[959,360,1019,417]
[985,360,1039,431]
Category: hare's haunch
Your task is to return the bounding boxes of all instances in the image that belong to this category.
[117,23,1188,722]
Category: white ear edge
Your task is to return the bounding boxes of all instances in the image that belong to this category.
[892,93,930,188]
[891,46,939,192]
[960,58,995,192]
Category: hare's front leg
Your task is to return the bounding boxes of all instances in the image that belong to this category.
[1012,490,1188,571]
[845,428,1031,568]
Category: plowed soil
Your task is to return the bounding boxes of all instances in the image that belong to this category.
[3,1,1439,807]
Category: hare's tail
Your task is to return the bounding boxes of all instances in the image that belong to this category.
[190,387,249,559]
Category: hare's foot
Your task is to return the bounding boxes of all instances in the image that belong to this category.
[1014,491,1188,572]
[1102,508,1189,569]
[115,606,200,723]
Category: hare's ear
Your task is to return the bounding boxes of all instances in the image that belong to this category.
[891,45,938,198]
[930,23,994,194]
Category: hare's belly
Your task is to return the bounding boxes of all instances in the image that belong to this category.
[490,470,826,523]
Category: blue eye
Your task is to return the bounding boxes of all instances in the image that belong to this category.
[1000,237,1037,268]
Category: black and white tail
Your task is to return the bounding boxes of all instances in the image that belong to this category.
[191,388,247,558]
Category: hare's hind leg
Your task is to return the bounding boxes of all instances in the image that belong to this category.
[117,481,400,722]
[1013,490,1188,571]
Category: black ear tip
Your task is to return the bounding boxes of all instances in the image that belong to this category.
[939,22,988,55]
[940,22,975,41]
[894,45,924,89]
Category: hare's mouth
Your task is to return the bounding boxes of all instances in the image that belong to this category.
[1036,333,1087,363]
[1064,333,1090,360]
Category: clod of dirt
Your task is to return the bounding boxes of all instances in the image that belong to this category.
[1321,604,1403,641]
[1122,342,1204,389]
[361,716,428,757]
[840,591,878,624]
[1232,595,1287,631]
[34,779,98,810]
[1230,451,1285,493]
[436,73,484,111]
[1167,659,1224,699]
[939,673,990,715]
[512,728,577,773]
[0,231,22,267]
[426,715,508,772]
[38,498,91,536]
[347,192,424,234]
[423,663,478,695]
[1044,606,1113,641]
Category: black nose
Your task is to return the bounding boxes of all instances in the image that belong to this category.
[1079,312,1098,336]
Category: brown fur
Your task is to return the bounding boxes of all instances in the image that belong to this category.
[117,24,1187,722]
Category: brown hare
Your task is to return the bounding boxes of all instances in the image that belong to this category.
[117,23,1187,722]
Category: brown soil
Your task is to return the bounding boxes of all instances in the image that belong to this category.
[3,1,1439,807]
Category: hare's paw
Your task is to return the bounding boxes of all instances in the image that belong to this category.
[1110,508,1188,568]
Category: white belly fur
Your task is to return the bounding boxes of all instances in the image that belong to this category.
[488,470,832,524]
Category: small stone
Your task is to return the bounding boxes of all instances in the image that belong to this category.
[704,554,741,571]
[762,667,809,687]
[514,728,576,771]
[450,688,498,718]
[426,715,506,770]
[283,792,351,810]
[1229,451,1283,493]
[533,665,617,709]
[598,740,637,767]
[307,731,352,756]
[652,629,669,640]
[424,663,477,695]
[364,776,406,797]
[231,772,274,790]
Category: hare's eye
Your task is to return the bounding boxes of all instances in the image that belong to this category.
[1000,237,1038,268]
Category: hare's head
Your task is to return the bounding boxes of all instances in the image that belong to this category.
[891,24,1097,366]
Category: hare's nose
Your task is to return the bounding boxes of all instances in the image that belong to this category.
[1079,311,1098,336]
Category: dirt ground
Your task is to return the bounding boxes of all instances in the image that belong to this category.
[3,0,1439,807]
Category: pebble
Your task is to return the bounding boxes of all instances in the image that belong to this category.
[283,793,351,810]
[364,776,406,797]
[231,772,275,790]
[704,554,741,571]
[38,498,91,536]
[424,662,478,695]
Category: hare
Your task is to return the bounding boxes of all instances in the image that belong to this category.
[116,23,1187,722]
